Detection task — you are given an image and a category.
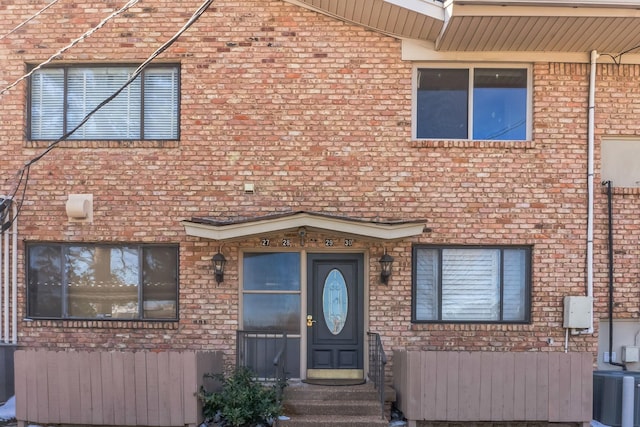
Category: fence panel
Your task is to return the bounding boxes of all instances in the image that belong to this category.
[14,349,223,427]
[393,350,592,424]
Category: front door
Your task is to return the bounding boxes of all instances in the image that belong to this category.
[306,253,364,379]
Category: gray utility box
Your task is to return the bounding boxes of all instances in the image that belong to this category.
[593,370,640,427]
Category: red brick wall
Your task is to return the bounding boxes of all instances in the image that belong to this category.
[2,0,640,366]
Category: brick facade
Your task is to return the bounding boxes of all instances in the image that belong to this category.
[2,0,640,373]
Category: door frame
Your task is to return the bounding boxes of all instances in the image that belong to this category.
[238,248,370,380]
[303,251,367,380]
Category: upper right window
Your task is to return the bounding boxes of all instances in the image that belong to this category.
[415,66,529,141]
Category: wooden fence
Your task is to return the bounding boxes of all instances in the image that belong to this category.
[393,351,592,427]
[14,349,223,427]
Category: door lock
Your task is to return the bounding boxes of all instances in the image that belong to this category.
[306,315,316,327]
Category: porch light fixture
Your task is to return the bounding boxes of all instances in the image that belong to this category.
[212,251,226,284]
[379,251,394,285]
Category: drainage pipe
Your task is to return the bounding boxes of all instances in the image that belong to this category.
[585,49,598,334]
[604,181,626,370]
[0,196,17,344]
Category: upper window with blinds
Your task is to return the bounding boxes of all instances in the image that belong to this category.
[412,245,531,323]
[29,65,180,141]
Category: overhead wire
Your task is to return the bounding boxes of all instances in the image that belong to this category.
[0,0,141,97]
[2,0,215,231]
[0,0,64,41]
[599,45,640,65]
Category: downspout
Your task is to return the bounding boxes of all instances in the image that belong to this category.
[604,181,626,370]
[1,197,17,344]
[585,49,598,334]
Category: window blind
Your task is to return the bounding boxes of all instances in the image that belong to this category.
[441,249,500,321]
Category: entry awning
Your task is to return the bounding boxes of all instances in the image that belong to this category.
[182,211,427,242]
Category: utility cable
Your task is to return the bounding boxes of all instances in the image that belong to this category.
[0,0,64,41]
[600,44,640,65]
[0,0,141,97]
[2,0,215,231]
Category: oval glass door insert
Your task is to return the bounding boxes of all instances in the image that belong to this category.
[322,269,348,335]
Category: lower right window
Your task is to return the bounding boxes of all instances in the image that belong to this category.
[412,246,531,323]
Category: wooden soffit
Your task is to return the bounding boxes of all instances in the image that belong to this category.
[182,211,427,242]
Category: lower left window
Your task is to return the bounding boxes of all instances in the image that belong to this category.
[27,243,178,320]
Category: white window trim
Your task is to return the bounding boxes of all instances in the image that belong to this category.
[412,62,533,141]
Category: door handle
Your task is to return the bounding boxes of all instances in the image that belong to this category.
[306,315,316,327]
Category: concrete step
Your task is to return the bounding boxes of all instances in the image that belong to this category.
[278,381,390,427]
[277,414,388,427]
[282,382,379,401]
[284,398,380,416]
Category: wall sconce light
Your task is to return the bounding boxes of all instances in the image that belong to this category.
[212,251,227,284]
[379,250,394,285]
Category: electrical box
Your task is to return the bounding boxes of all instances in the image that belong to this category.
[623,346,640,363]
[563,296,592,329]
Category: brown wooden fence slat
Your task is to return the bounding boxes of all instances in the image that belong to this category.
[569,352,584,422]
[503,352,516,421]
[421,351,437,421]
[169,351,185,426]
[79,351,93,425]
[434,351,448,420]
[13,351,27,421]
[478,352,493,420]
[64,351,81,424]
[445,351,459,420]
[35,350,49,423]
[459,351,481,421]
[183,352,198,425]
[90,351,104,425]
[581,352,593,422]
[513,353,527,420]
[490,352,505,421]
[46,352,60,424]
[101,352,115,425]
[558,351,572,422]
[157,351,172,425]
[548,352,560,421]
[134,351,149,426]
[112,352,126,426]
[535,352,550,421]
[123,351,137,426]
[146,352,160,426]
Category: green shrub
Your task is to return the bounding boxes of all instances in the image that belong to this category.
[199,367,283,427]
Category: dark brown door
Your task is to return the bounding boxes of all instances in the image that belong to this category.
[307,253,363,376]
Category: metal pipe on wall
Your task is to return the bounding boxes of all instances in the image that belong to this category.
[585,49,598,334]
[0,196,17,344]
[622,376,634,427]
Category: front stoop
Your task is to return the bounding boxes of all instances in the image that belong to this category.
[278,382,389,427]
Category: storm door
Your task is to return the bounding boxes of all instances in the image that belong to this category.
[241,252,301,378]
[306,253,364,379]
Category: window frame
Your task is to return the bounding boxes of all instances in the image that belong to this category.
[411,244,532,324]
[26,242,180,321]
[412,63,532,141]
[27,63,181,141]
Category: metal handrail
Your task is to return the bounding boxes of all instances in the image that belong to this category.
[272,341,287,401]
[236,330,288,398]
[367,331,387,419]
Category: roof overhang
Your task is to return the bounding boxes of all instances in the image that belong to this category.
[283,0,640,60]
[182,211,427,242]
